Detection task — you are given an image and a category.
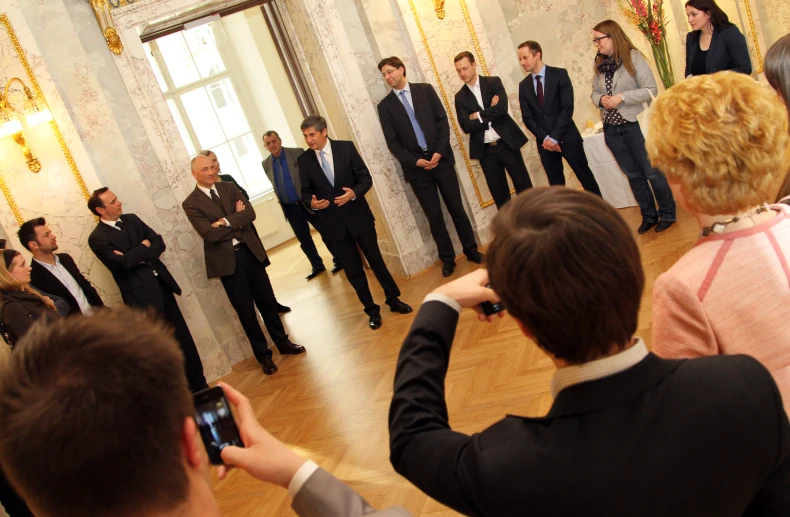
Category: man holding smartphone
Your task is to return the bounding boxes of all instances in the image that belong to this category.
[0,309,411,517]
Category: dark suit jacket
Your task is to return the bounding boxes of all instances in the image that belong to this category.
[297,140,374,241]
[519,66,582,146]
[262,147,314,218]
[219,174,249,200]
[389,302,790,517]
[30,253,104,315]
[454,75,528,160]
[182,181,269,279]
[88,214,180,311]
[685,24,752,77]
[377,83,454,181]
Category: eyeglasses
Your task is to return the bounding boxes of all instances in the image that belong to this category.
[592,35,610,44]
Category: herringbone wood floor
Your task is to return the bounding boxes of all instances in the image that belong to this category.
[211,205,700,516]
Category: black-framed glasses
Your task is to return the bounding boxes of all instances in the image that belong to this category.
[593,35,610,44]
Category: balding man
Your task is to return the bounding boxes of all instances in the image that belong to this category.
[182,155,306,376]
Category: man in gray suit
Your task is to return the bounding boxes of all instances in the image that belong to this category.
[0,309,411,517]
[262,130,341,280]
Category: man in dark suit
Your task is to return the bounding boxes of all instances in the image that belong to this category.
[376,57,482,278]
[183,155,305,376]
[297,115,412,330]
[389,188,790,516]
[453,51,533,209]
[261,130,341,280]
[517,41,602,196]
[87,188,208,393]
[19,217,104,316]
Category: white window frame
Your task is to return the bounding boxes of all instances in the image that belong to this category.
[146,24,273,199]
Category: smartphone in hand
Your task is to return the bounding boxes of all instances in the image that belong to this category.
[480,284,505,316]
[194,386,244,465]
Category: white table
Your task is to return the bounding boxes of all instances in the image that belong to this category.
[581,132,638,209]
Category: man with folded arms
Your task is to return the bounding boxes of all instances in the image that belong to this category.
[389,188,789,516]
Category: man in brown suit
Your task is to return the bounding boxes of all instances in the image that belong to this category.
[182,154,305,375]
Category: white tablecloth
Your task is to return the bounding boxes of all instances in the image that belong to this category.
[582,132,638,209]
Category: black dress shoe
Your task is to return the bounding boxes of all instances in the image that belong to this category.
[467,251,485,264]
[331,262,343,274]
[655,220,675,233]
[277,341,306,355]
[369,314,382,330]
[306,266,326,280]
[388,299,413,314]
[442,262,455,277]
[261,358,278,375]
[276,303,292,313]
[637,221,657,234]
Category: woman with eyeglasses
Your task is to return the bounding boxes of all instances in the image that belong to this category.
[685,0,751,78]
[591,20,676,234]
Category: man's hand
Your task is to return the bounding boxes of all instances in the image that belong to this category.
[311,195,330,210]
[218,383,307,488]
[235,200,245,213]
[416,158,433,169]
[141,239,151,247]
[334,187,356,206]
[430,153,442,165]
[113,250,124,256]
[469,112,479,120]
[491,94,500,106]
[210,219,227,228]
[433,269,505,322]
[542,139,561,152]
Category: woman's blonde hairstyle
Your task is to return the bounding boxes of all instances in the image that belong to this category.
[593,20,640,78]
[647,72,790,214]
[0,250,56,310]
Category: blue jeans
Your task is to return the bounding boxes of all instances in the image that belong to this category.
[604,122,676,223]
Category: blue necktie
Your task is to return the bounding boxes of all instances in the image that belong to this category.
[319,150,334,186]
[400,90,428,150]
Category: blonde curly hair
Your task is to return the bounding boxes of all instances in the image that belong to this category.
[646,72,790,215]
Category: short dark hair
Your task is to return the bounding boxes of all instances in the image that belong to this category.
[377,56,406,77]
[0,239,6,249]
[685,0,733,28]
[518,40,542,58]
[262,130,280,140]
[487,188,644,364]
[300,115,327,133]
[17,217,46,252]
[0,308,193,517]
[453,51,475,64]
[87,187,109,216]
[766,33,790,112]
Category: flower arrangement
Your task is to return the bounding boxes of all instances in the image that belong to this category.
[619,0,675,89]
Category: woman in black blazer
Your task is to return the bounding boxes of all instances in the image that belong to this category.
[0,249,58,347]
[685,0,752,77]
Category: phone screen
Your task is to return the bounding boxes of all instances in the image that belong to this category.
[194,387,243,465]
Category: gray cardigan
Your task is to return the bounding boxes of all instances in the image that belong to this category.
[591,49,658,123]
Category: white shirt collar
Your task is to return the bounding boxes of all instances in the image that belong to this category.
[101,218,121,229]
[315,139,332,158]
[550,339,649,397]
[33,255,60,269]
[393,82,410,95]
[196,184,218,198]
[534,65,546,81]
[467,74,481,91]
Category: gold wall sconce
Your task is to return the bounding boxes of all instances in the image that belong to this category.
[0,77,52,173]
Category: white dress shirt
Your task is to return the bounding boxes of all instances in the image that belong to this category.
[466,76,502,144]
[393,82,414,110]
[313,140,355,202]
[101,218,121,230]
[197,184,238,246]
[423,294,649,398]
[34,256,93,314]
[288,460,320,499]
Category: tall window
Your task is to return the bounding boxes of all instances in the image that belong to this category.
[144,22,272,198]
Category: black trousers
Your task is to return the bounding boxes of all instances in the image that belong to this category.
[159,279,208,393]
[480,142,533,208]
[537,140,602,196]
[282,202,338,269]
[333,226,400,316]
[410,158,478,264]
[220,245,288,362]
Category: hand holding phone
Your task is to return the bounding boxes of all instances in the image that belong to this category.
[193,386,244,465]
[480,285,505,316]
[432,270,505,321]
[213,383,307,489]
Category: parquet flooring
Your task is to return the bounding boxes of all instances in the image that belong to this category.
[211,205,700,516]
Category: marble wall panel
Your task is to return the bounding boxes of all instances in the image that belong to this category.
[757,0,790,47]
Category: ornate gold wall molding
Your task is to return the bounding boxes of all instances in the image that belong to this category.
[741,0,763,74]
[0,14,91,227]
[459,0,488,76]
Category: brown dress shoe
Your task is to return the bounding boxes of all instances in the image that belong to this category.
[277,341,306,355]
[261,358,278,375]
